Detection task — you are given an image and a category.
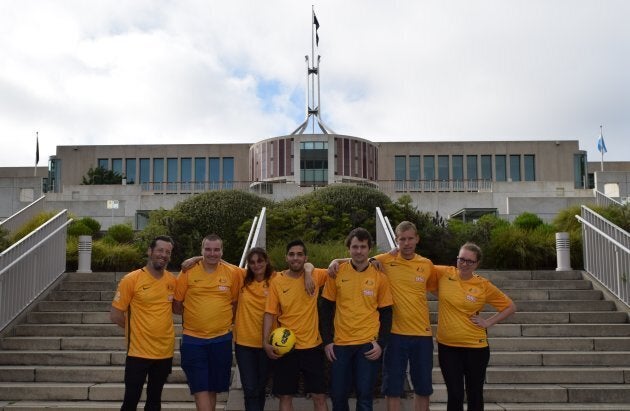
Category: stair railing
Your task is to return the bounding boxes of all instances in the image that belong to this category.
[576,205,630,308]
[376,207,396,253]
[0,196,46,235]
[239,207,267,268]
[0,209,72,333]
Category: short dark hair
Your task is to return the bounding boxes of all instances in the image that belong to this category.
[149,235,174,250]
[202,234,223,248]
[461,242,482,262]
[286,239,307,255]
[345,227,373,249]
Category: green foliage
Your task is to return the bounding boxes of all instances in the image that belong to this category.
[598,203,630,232]
[91,239,144,271]
[149,190,271,265]
[67,221,93,237]
[11,211,58,243]
[485,224,556,269]
[105,223,135,244]
[80,217,101,234]
[266,241,362,271]
[65,236,78,271]
[513,212,544,231]
[0,227,11,252]
[81,166,123,185]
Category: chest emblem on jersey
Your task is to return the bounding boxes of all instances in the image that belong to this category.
[219,277,227,284]
[465,294,477,302]
[415,276,425,282]
[364,279,375,286]
[167,285,175,291]
[167,295,173,302]
[218,285,229,291]
[416,267,424,273]
[363,289,374,296]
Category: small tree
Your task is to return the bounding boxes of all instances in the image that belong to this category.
[82,166,123,185]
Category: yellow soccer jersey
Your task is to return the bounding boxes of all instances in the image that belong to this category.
[435,266,513,348]
[374,253,437,336]
[112,268,177,359]
[175,261,242,339]
[322,262,393,346]
[235,272,277,348]
[265,268,327,349]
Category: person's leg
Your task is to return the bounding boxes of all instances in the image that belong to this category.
[272,350,300,411]
[354,343,379,411]
[255,348,270,411]
[463,346,490,411]
[193,391,214,411]
[236,344,266,411]
[408,336,433,411]
[202,339,233,410]
[180,342,211,408]
[437,343,465,411]
[382,334,407,411]
[300,346,328,411]
[329,345,353,411]
[121,356,149,411]
[144,357,172,411]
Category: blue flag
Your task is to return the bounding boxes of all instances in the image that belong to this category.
[597,133,607,154]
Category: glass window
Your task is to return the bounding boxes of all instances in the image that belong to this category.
[524,155,535,181]
[153,158,164,190]
[223,157,234,189]
[423,155,435,191]
[509,155,521,181]
[574,153,586,189]
[139,158,150,189]
[194,157,205,190]
[438,155,449,190]
[495,155,506,181]
[395,156,406,190]
[98,158,108,170]
[481,155,492,180]
[209,157,220,189]
[166,158,177,191]
[112,159,122,176]
[452,155,463,191]
[181,158,192,182]
[300,142,328,185]
[466,155,478,190]
[409,156,420,190]
[125,158,136,184]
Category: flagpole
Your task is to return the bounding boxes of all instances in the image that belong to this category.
[35,131,39,177]
[599,125,604,171]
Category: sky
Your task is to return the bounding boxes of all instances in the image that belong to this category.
[1,0,629,168]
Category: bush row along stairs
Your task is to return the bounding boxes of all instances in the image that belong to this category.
[1,270,630,410]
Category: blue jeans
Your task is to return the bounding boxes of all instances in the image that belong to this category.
[329,343,380,411]
[235,344,270,411]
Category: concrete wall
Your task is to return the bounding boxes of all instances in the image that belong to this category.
[0,177,44,220]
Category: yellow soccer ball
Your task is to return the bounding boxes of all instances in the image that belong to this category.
[269,327,296,356]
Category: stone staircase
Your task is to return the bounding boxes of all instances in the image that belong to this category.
[2,270,630,410]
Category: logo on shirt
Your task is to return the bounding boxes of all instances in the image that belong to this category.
[219,277,227,284]
[363,290,374,296]
[388,263,399,267]
[416,267,424,273]
[341,279,350,282]
[218,286,229,291]
[465,294,477,302]
[364,279,375,286]
[114,291,121,302]
[415,276,424,282]
[282,288,290,293]
[142,286,150,290]
[167,295,173,302]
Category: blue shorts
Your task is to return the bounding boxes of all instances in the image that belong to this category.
[382,334,434,397]
[180,333,233,394]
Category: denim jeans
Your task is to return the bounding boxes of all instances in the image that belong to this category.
[329,343,380,411]
[235,344,270,411]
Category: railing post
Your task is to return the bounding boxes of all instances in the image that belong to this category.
[77,235,93,273]
[555,232,572,271]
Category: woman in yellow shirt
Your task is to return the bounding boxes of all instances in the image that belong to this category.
[435,242,516,411]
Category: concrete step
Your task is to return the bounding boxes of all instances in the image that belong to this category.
[427,311,628,324]
[11,324,183,337]
[57,281,117,291]
[489,336,630,351]
[0,366,188,383]
[502,300,616,312]
[25,312,183,324]
[502,289,603,301]
[477,270,584,281]
[0,351,183,367]
[46,291,115,301]
[63,273,119,282]
[0,383,212,402]
[37,301,111,312]
[0,401,201,410]
[491,279,593,289]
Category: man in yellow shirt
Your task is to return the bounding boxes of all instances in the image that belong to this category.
[320,228,393,411]
[263,239,329,411]
[173,234,242,411]
[110,235,177,411]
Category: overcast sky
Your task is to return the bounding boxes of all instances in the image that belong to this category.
[1,0,629,168]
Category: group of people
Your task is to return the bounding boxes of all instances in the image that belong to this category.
[110,221,516,411]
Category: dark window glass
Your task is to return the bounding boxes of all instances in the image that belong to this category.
[495,155,506,181]
[125,158,136,184]
[510,155,521,181]
[524,155,535,181]
[481,155,492,180]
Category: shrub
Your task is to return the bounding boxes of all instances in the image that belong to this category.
[513,212,544,231]
[0,227,11,252]
[81,217,101,234]
[67,221,94,237]
[106,223,135,244]
[91,239,144,271]
[11,211,58,243]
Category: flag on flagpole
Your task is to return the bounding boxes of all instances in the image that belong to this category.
[597,129,607,154]
[36,132,40,165]
[313,12,320,46]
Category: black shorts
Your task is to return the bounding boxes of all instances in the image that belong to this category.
[272,345,326,395]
